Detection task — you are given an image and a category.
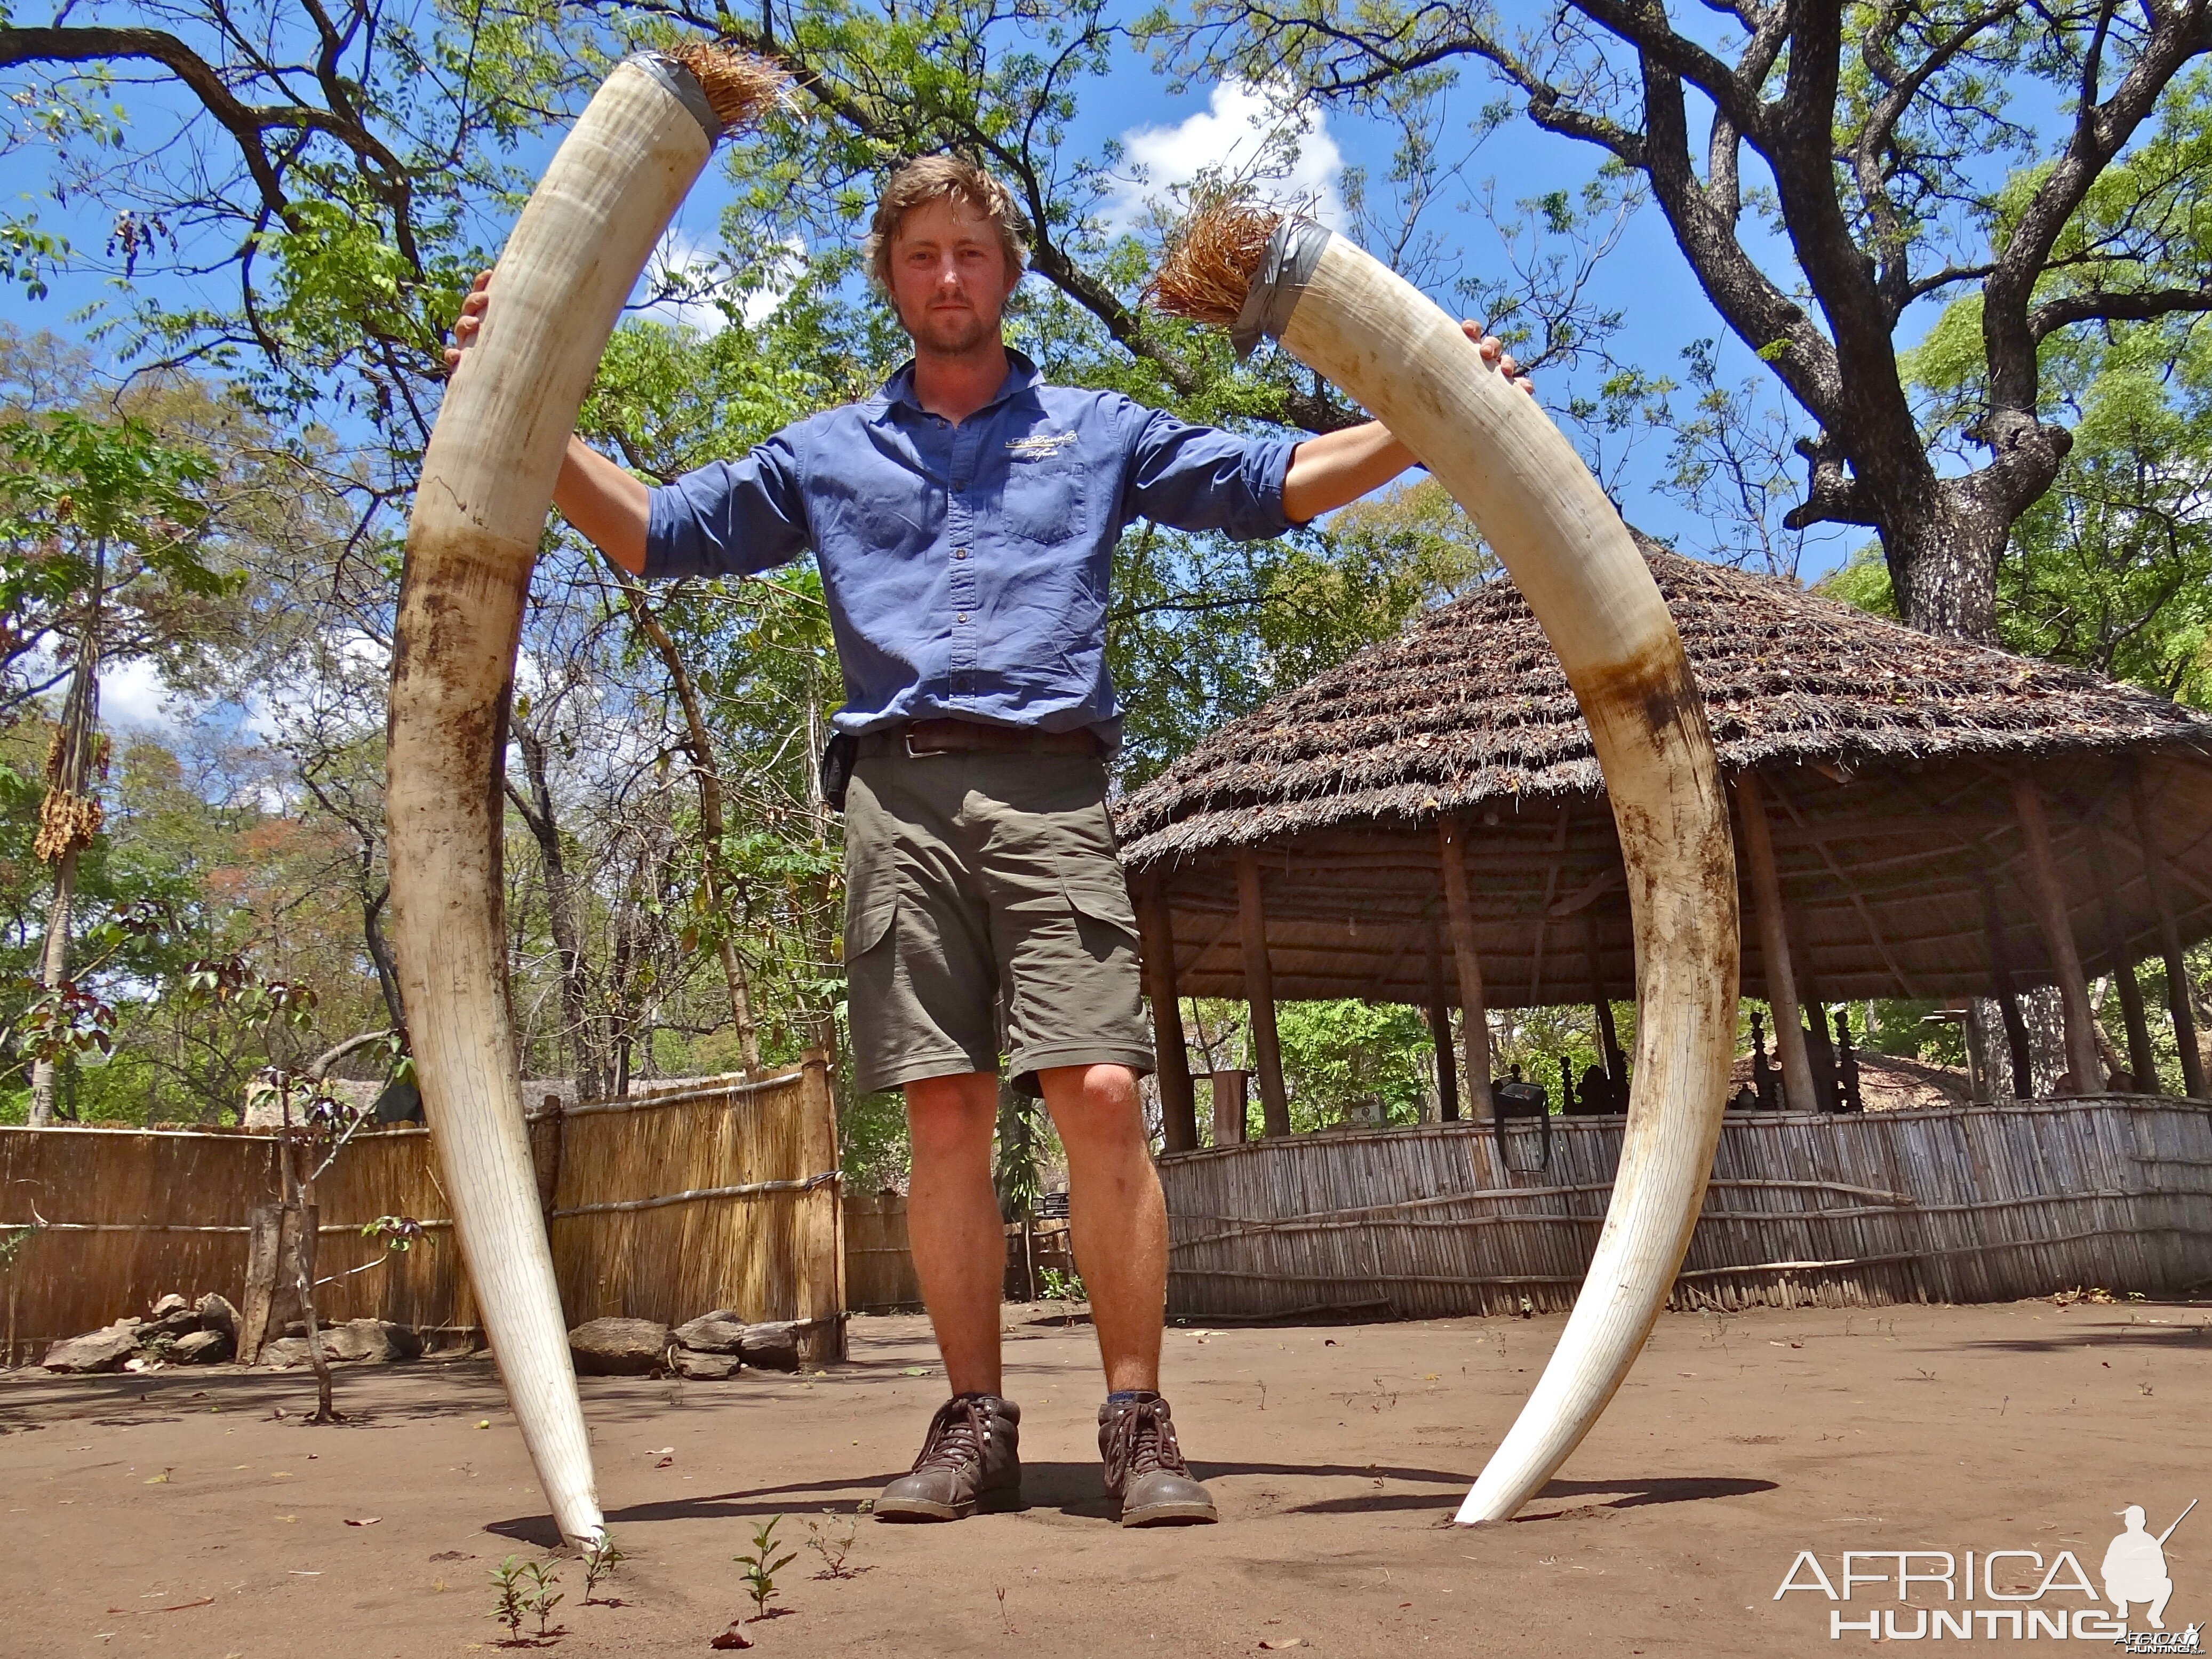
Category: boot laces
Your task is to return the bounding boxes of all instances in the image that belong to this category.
[1103,1396,1188,1488]
[912,1394,991,1474]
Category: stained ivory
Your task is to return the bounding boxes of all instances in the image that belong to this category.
[1271,236,1740,1524]
[386,58,722,1546]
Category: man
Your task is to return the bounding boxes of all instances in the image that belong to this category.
[2103,1503,2183,1628]
[449,155,1527,1527]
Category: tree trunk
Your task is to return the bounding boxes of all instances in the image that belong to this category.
[507,715,610,1100]
[27,847,79,1126]
[1886,488,2009,644]
[620,580,761,1073]
[30,552,105,1129]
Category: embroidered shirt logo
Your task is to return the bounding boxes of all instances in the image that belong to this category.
[1005,431,1076,457]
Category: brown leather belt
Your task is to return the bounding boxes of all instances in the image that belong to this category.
[864,719,1101,759]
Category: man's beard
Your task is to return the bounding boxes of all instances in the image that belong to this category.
[906,301,996,355]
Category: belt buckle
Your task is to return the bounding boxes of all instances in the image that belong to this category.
[903,725,950,759]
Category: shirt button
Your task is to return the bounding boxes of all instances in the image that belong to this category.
[954,548,969,560]
[956,612,968,624]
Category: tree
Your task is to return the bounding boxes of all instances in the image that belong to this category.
[1164,0,2212,641]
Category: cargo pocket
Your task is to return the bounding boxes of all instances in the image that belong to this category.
[844,892,898,963]
[1060,874,1139,961]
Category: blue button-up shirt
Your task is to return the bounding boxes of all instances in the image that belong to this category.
[643,350,1298,736]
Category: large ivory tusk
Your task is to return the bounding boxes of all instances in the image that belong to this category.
[386,44,781,1546]
[1153,213,1739,1524]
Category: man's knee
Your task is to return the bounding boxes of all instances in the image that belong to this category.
[906,1072,997,1158]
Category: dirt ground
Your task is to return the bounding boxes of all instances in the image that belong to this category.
[3,1296,2208,1658]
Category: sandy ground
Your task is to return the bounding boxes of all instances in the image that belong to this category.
[3,1297,2208,1658]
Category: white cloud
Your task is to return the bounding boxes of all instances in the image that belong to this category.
[98,658,184,734]
[1100,81,1345,240]
[635,230,805,336]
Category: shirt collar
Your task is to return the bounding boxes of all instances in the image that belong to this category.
[879,347,1042,420]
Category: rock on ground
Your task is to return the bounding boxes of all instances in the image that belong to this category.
[170,1329,233,1364]
[671,1349,743,1381]
[673,1313,748,1354]
[738,1321,803,1371]
[196,1293,239,1345]
[568,1317,673,1376]
[42,1321,144,1374]
[317,1320,423,1363]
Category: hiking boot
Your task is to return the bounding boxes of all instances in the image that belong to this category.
[873,1391,1021,1521]
[1098,1391,1217,1527]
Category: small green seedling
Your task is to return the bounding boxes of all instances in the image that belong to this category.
[804,1510,863,1579]
[735,1515,796,1620]
[489,1557,528,1641]
[581,1532,627,1604]
[520,1559,562,1639]
[1039,1266,1086,1302]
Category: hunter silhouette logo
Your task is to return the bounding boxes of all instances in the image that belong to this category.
[1772,1496,2200,1644]
[2105,1501,2194,1636]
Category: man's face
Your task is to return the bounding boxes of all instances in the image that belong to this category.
[886,195,1018,355]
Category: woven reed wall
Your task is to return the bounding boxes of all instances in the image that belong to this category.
[843,1193,923,1313]
[1159,1097,2212,1319]
[0,1057,844,1364]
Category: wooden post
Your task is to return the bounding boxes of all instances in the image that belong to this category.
[2085,821,2158,1092]
[1581,911,1622,1079]
[1236,851,1291,1137]
[1436,817,1496,1121]
[1734,772,1819,1113]
[1426,926,1460,1122]
[2012,775,2103,1092]
[797,1049,847,1363]
[2129,759,2206,1100]
[1978,873,2037,1099]
[1135,879,1198,1153]
[1209,1070,1249,1146]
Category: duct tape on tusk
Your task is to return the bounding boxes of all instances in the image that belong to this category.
[1230,217,1333,360]
[627,51,726,140]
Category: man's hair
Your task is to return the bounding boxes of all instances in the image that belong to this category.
[864,155,1029,295]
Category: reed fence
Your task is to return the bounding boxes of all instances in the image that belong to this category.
[0,1056,846,1366]
[1159,1096,2212,1319]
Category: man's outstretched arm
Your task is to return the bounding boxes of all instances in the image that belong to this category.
[446,269,650,574]
[1280,324,1532,523]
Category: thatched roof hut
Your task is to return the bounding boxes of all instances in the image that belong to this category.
[1118,549,2212,1139]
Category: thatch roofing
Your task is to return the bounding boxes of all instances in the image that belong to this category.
[1121,549,2211,856]
[1117,551,2212,1011]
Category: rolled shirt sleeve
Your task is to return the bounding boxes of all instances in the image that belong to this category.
[643,430,812,581]
[1122,409,1300,541]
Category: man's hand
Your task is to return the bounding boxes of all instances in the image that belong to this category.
[444,268,493,373]
[1279,317,1536,521]
[1466,318,1537,396]
[441,265,652,575]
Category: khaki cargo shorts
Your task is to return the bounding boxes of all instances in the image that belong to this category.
[841,745,1154,1098]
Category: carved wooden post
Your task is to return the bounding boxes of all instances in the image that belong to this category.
[2129,759,2206,1099]
[1236,851,1291,1137]
[1135,877,1198,1152]
[1734,772,1819,1113]
[2012,776,2102,1092]
[1437,817,1495,1120]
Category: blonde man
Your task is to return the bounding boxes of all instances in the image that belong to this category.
[451,154,1525,1526]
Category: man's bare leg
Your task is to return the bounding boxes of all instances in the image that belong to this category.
[903,1071,1005,1395]
[1036,1063,1166,1392]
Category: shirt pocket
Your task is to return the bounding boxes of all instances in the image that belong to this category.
[1000,446,1089,547]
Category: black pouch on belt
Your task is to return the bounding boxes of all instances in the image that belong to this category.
[818,730,858,812]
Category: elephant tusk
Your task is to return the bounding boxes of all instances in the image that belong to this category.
[385,43,784,1547]
[1152,210,1739,1525]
